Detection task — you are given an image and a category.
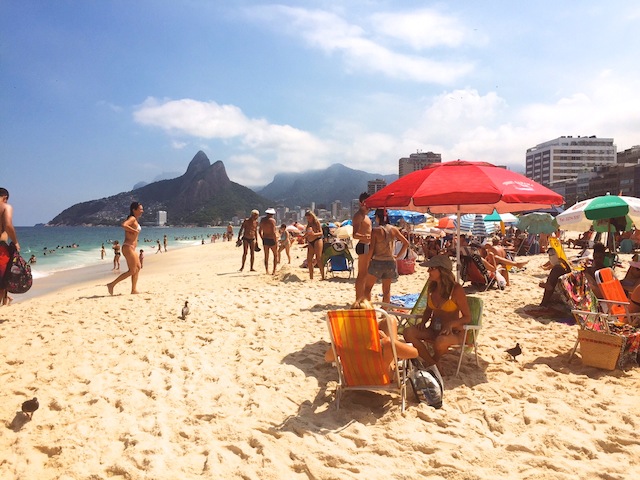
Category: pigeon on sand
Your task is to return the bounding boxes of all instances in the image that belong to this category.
[22,397,39,419]
[181,301,190,320]
[506,343,522,361]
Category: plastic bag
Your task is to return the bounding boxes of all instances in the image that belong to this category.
[410,360,444,409]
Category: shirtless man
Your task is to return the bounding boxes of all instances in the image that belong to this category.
[480,238,528,286]
[0,188,20,305]
[353,192,372,300]
[238,209,259,271]
[259,208,278,275]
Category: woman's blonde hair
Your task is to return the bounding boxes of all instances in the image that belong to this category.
[428,266,457,299]
[351,298,374,310]
[305,210,321,228]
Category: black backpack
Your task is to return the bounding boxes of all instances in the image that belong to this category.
[3,244,33,294]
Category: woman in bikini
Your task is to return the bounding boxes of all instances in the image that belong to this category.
[403,254,471,368]
[278,223,292,264]
[107,202,144,295]
[304,210,324,280]
[363,208,409,303]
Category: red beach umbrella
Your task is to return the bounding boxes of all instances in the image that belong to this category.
[437,217,456,229]
[366,160,564,277]
[366,160,563,215]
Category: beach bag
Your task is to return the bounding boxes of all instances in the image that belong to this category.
[396,258,415,275]
[410,360,444,409]
[3,244,33,294]
[578,328,624,370]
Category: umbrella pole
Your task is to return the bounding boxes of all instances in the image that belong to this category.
[607,220,616,252]
[456,208,462,282]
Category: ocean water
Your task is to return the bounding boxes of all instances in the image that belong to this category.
[15,226,235,278]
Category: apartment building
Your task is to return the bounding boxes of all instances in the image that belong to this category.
[398,151,441,177]
[367,179,387,195]
[618,145,640,164]
[525,136,616,186]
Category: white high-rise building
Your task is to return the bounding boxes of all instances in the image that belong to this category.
[331,200,341,219]
[526,136,616,186]
[157,210,167,226]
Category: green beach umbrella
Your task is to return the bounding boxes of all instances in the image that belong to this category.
[583,194,630,220]
[517,212,559,234]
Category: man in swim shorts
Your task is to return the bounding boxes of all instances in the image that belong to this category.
[352,192,372,301]
[238,209,259,272]
[259,208,279,275]
[0,188,20,306]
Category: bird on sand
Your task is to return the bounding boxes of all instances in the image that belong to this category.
[181,301,190,320]
[506,343,522,361]
[21,397,39,419]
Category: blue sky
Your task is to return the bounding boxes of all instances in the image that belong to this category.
[2,1,639,226]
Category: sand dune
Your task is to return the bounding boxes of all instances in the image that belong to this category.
[1,240,639,479]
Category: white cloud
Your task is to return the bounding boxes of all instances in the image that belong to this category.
[244,5,473,84]
[171,140,188,149]
[133,97,332,183]
[369,9,479,49]
[134,98,249,138]
[132,71,640,187]
[394,71,640,169]
[518,71,640,148]
[96,100,123,113]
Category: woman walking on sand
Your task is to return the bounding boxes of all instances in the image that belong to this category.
[107,202,144,295]
[304,210,325,280]
[278,223,292,264]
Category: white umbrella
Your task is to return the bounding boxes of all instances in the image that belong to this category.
[556,195,640,232]
[334,225,353,240]
[414,224,445,237]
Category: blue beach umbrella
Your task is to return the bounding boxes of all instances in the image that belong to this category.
[454,214,475,234]
[472,214,498,238]
[368,209,427,225]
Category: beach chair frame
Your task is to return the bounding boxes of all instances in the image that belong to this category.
[325,254,354,279]
[326,308,410,412]
[594,267,640,325]
[382,294,483,377]
[449,296,483,376]
[377,281,430,333]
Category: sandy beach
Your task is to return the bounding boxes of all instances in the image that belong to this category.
[1,240,639,479]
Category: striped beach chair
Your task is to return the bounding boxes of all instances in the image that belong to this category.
[326,308,409,411]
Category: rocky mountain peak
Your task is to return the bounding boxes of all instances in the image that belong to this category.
[185,150,211,175]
